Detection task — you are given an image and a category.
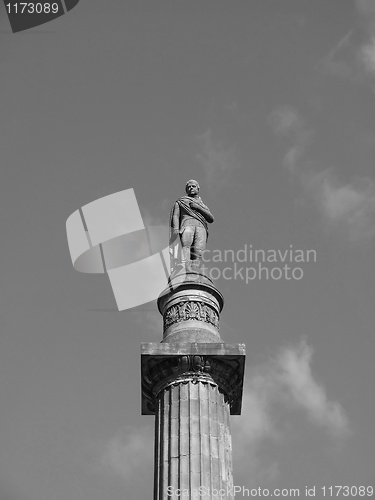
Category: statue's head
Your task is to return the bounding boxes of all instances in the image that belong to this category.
[185,179,200,196]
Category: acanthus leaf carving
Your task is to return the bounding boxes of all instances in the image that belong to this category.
[164,301,219,330]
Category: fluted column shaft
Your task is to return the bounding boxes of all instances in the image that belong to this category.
[154,378,233,500]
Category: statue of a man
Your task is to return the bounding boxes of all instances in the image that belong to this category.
[169,180,214,271]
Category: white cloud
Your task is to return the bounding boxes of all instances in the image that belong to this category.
[195,128,241,192]
[355,1,375,77]
[270,105,375,242]
[315,3,375,82]
[318,2,375,82]
[270,106,303,136]
[302,170,375,241]
[231,361,281,485]
[318,31,357,80]
[234,375,279,446]
[276,340,350,437]
[235,339,350,441]
[360,37,375,75]
[100,426,153,480]
[355,0,375,27]
[269,106,312,173]
[232,339,350,484]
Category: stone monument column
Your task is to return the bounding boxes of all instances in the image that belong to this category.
[141,270,245,499]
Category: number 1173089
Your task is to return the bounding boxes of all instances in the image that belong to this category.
[6,3,60,14]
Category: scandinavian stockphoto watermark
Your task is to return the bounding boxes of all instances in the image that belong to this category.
[200,244,317,283]
[66,189,318,311]
[166,485,302,497]
[167,485,374,497]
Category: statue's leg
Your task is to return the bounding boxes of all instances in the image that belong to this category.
[180,226,194,267]
[191,226,206,264]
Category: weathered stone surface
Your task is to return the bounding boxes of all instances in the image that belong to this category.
[141,342,246,356]
[154,379,233,500]
[157,270,224,343]
[141,343,246,415]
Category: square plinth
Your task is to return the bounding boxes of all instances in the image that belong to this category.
[141,343,246,415]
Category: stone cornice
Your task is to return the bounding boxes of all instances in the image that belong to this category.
[141,343,246,415]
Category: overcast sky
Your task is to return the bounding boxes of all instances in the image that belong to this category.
[0,1,374,499]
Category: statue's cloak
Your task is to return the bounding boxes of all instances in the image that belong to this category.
[168,196,209,272]
[169,196,209,242]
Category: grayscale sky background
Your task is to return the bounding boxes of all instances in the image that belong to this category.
[0,1,374,499]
